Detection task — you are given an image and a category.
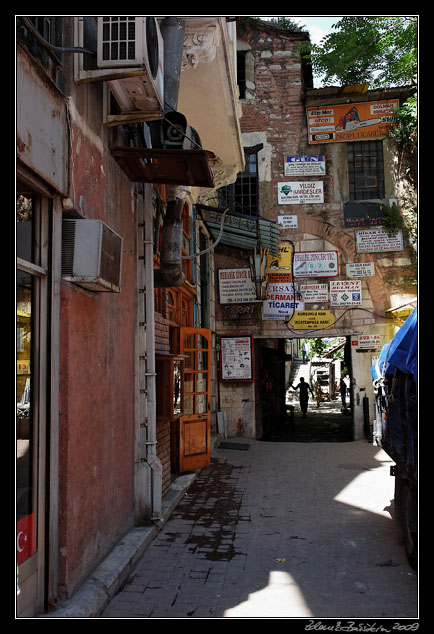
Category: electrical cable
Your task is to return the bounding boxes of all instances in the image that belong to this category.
[181,208,229,259]
[284,305,396,336]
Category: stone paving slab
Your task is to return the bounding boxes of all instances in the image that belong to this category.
[100,439,418,619]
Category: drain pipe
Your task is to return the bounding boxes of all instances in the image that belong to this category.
[154,17,188,289]
[159,17,185,113]
[154,185,190,288]
[144,187,163,522]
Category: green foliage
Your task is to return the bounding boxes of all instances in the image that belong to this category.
[309,338,326,357]
[267,17,306,32]
[389,95,417,150]
[298,16,417,88]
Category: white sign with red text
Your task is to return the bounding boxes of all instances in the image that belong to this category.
[330,280,362,306]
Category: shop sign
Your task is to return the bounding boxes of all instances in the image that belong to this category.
[346,262,375,278]
[299,283,328,303]
[343,200,389,227]
[307,99,399,144]
[17,360,31,374]
[220,335,254,382]
[330,280,362,306]
[355,228,404,253]
[278,181,324,204]
[262,283,304,320]
[352,334,381,349]
[290,310,335,330]
[266,242,292,283]
[284,155,325,176]
[218,268,257,304]
[293,251,339,278]
[277,215,298,229]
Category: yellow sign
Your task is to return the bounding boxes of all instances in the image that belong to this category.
[267,243,292,283]
[289,310,335,330]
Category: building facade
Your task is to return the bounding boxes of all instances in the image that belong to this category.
[16,16,243,616]
[207,19,416,441]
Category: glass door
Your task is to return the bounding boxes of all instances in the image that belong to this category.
[16,193,49,616]
[179,328,211,472]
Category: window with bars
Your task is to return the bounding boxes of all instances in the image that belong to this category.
[218,145,262,216]
[347,141,385,200]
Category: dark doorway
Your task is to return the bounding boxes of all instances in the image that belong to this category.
[260,336,353,443]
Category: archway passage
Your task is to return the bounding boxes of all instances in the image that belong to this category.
[260,336,353,443]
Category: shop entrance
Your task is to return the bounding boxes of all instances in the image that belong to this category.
[258,336,353,443]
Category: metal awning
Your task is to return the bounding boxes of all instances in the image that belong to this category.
[109,147,215,187]
[197,204,281,256]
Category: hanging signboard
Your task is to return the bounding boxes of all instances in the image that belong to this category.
[289,310,335,330]
[266,242,292,283]
[355,228,404,253]
[284,155,325,176]
[278,181,324,204]
[262,283,304,320]
[218,268,257,304]
[330,280,362,306]
[293,251,339,278]
[352,334,381,349]
[219,335,254,382]
[346,262,375,278]
[307,99,399,144]
[299,283,329,303]
[278,215,298,229]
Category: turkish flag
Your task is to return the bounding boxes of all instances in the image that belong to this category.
[17,514,36,565]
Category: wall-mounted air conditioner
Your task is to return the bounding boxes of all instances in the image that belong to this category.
[97,16,164,116]
[62,220,123,293]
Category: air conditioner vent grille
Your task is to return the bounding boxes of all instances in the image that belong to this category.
[101,17,138,64]
[61,219,122,293]
[61,220,76,276]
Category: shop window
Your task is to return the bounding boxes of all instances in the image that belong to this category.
[347,141,385,200]
[16,192,49,586]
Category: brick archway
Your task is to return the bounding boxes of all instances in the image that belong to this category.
[292,216,389,317]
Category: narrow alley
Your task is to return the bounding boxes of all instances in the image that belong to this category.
[101,430,418,619]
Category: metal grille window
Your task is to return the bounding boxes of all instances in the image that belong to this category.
[347,141,385,200]
[218,145,262,216]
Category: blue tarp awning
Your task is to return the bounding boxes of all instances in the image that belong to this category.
[370,307,417,381]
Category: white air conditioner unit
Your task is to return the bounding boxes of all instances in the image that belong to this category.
[62,220,123,293]
[97,16,164,116]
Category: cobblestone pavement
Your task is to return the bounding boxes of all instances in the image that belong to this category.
[101,439,418,619]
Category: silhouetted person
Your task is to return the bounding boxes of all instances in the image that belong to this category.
[290,377,313,418]
[339,377,347,409]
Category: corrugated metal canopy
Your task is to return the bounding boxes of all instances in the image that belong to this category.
[197,205,281,255]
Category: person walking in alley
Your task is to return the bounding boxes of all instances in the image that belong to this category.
[339,376,347,410]
[290,377,314,418]
[302,339,310,362]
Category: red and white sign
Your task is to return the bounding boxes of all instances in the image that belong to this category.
[352,334,381,349]
[330,280,362,306]
[17,513,36,565]
[293,251,339,278]
[299,283,328,303]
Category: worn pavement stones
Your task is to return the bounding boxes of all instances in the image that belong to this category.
[100,438,418,619]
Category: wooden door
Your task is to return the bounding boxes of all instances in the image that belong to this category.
[179,328,212,472]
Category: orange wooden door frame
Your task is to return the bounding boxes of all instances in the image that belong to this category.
[179,328,212,472]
